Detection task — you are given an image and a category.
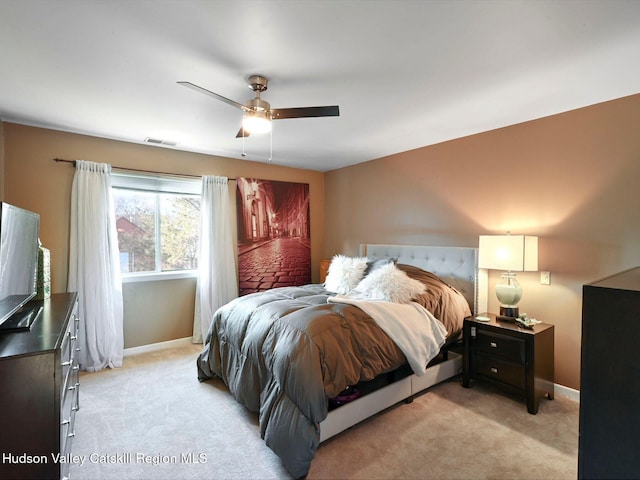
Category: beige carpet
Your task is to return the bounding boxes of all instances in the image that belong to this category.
[70,343,578,480]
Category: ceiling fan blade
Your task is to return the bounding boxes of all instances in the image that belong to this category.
[271,105,340,120]
[235,126,250,138]
[177,81,248,111]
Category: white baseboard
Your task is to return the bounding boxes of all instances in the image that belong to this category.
[123,336,196,357]
[554,383,580,402]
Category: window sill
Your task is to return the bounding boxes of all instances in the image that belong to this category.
[121,271,198,284]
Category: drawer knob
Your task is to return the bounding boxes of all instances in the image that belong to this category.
[70,335,77,340]
[68,432,75,438]
[490,342,498,348]
[491,367,498,374]
[61,360,72,367]
[61,419,70,426]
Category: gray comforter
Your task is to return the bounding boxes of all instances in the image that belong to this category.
[196,266,469,478]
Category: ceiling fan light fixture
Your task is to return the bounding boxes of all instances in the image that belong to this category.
[178,75,339,143]
[243,110,272,134]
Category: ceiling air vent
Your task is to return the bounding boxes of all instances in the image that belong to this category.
[144,137,178,147]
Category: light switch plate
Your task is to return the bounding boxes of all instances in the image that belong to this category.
[540,271,551,285]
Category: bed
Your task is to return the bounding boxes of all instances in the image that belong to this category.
[197,244,487,478]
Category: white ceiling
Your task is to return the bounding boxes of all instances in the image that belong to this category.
[1,0,640,172]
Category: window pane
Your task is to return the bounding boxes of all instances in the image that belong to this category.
[114,190,156,273]
[113,188,200,274]
[160,194,200,271]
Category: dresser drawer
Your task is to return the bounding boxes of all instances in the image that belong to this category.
[60,302,80,463]
[476,353,526,390]
[60,380,79,457]
[60,327,73,379]
[476,330,525,363]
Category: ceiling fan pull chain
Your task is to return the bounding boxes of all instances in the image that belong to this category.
[241,119,247,157]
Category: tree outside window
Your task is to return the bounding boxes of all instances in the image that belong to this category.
[113,188,200,274]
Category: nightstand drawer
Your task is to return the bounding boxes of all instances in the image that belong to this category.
[476,353,526,390]
[476,330,525,364]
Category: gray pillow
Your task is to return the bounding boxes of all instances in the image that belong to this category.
[364,257,397,276]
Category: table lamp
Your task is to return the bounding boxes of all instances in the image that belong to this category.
[478,234,538,320]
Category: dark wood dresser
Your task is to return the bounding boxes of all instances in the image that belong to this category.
[462,313,554,414]
[0,293,79,480]
[579,267,640,479]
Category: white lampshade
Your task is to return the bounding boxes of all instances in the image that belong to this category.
[478,235,538,272]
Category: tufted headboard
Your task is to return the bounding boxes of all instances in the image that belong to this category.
[360,244,487,315]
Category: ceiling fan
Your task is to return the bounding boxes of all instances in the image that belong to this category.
[178,75,340,138]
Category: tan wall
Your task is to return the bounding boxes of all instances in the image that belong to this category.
[5,94,640,386]
[3,123,325,348]
[324,93,640,390]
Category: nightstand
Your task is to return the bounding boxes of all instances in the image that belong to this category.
[462,313,554,414]
[319,259,330,283]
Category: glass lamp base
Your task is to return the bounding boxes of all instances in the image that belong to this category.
[495,272,522,321]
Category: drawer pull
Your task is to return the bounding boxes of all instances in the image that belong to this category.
[70,335,78,340]
[61,361,72,367]
[72,365,80,371]
[73,405,79,412]
[68,385,77,391]
[491,367,498,374]
[490,342,498,348]
[61,419,70,426]
[68,432,75,438]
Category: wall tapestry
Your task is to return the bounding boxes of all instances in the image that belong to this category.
[236,177,311,296]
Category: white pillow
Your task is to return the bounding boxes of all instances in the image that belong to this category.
[324,255,369,294]
[356,263,426,303]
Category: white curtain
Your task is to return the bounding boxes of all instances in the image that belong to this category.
[193,175,237,342]
[68,160,124,371]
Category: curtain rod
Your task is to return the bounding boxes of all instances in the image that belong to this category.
[53,158,233,181]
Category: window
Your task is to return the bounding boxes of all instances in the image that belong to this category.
[111,172,200,280]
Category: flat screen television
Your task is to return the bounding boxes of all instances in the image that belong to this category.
[0,202,41,330]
